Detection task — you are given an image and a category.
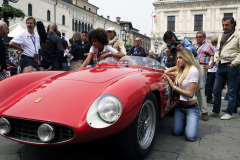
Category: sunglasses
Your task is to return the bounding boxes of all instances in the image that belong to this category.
[196,36,203,38]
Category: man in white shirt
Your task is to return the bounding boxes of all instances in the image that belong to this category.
[9,17,41,72]
[107,27,126,55]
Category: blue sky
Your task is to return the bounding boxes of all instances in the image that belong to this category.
[88,0,154,36]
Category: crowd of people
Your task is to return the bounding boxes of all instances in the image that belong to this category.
[0,17,152,74]
[0,16,239,142]
[163,16,240,142]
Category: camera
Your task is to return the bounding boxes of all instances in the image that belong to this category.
[167,40,180,54]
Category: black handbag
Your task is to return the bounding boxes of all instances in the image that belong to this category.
[172,71,184,102]
[172,84,180,102]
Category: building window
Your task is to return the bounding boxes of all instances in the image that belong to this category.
[85,23,87,31]
[194,15,203,31]
[84,6,86,10]
[89,8,91,12]
[47,10,50,21]
[79,21,81,32]
[75,20,78,31]
[88,24,90,32]
[28,4,32,16]
[224,13,233,18]
[82,22,84,31]
[72,19,74,31]
[167,16,175,31]
[62,15,65,25]
[62,32,65,40]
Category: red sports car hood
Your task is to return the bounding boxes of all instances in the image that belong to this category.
[0,67,139,127]
[58,66,136,83]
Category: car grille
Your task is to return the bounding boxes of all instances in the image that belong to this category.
[3,117,74,144]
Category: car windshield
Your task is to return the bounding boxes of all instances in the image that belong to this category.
[98,56,166,70]
[98,57,119,64]
[118,56,166,70]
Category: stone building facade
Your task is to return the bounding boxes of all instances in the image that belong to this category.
[116,18,151,52]
[6,0,122,41]
[151,0,240,54]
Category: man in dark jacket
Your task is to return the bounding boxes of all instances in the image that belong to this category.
[41,24,64,70]
[0,20,8,78]
[55,30,68,70]
[81,31,94,66]
[128,37,146,57]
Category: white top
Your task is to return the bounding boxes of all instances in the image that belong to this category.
[90,45,118,60]
[208,56,218,72]
[177,66,199,102]
[11,30,41,58]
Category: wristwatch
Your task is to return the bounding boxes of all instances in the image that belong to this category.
[109,52,112,56]
[173,86,178,90]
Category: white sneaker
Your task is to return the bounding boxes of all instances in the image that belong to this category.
[221,114,232,120]
[209,112,220,117]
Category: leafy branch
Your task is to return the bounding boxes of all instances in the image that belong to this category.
[0,4,25,20]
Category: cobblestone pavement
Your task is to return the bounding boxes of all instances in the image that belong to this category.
[146,100,240,160]
[0,99,239,160]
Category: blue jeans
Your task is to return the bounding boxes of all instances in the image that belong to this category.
[173,103,200,141]
[61,62,69,71]
[213,64,240,115]
[235,67,240,109]
[20,56,38,72]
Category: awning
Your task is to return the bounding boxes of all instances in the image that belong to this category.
[8,22,26,38]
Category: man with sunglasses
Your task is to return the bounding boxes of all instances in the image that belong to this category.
[195,31,215,69]
[195,31,215,121]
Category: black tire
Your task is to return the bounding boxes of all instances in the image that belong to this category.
[117,93,159,160]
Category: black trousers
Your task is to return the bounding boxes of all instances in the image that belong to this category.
[205,72,216,101]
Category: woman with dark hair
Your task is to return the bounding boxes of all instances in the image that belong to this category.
[67,33,84,70]
[81,28,125,68]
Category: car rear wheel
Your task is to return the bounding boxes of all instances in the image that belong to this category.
[117,93,159,160]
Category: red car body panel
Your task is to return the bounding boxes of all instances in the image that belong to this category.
[0,62,174,145]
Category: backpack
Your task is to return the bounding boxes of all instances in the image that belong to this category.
[41,35,58,63]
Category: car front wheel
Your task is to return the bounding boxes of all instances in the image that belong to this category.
[117,93,159,160]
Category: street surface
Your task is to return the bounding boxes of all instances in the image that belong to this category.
[0,99,239,160]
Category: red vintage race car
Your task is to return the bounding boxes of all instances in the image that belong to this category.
[0,56,175,160]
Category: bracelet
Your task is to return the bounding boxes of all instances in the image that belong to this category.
[173,86,177,91]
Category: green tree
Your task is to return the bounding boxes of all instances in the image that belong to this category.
[0,4,25,20]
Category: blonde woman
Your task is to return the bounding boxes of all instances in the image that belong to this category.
[164,48,200,142]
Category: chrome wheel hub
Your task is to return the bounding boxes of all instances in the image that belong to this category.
[137,100,156,149]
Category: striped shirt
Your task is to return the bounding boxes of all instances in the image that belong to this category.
[195,41,215,64]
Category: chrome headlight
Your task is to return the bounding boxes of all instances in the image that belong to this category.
[87,94,122,128]
[37,123,55,142]
[0,117,11,135]
[98,96,122,123]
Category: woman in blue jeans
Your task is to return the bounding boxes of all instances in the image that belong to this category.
[164,48,200,142]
